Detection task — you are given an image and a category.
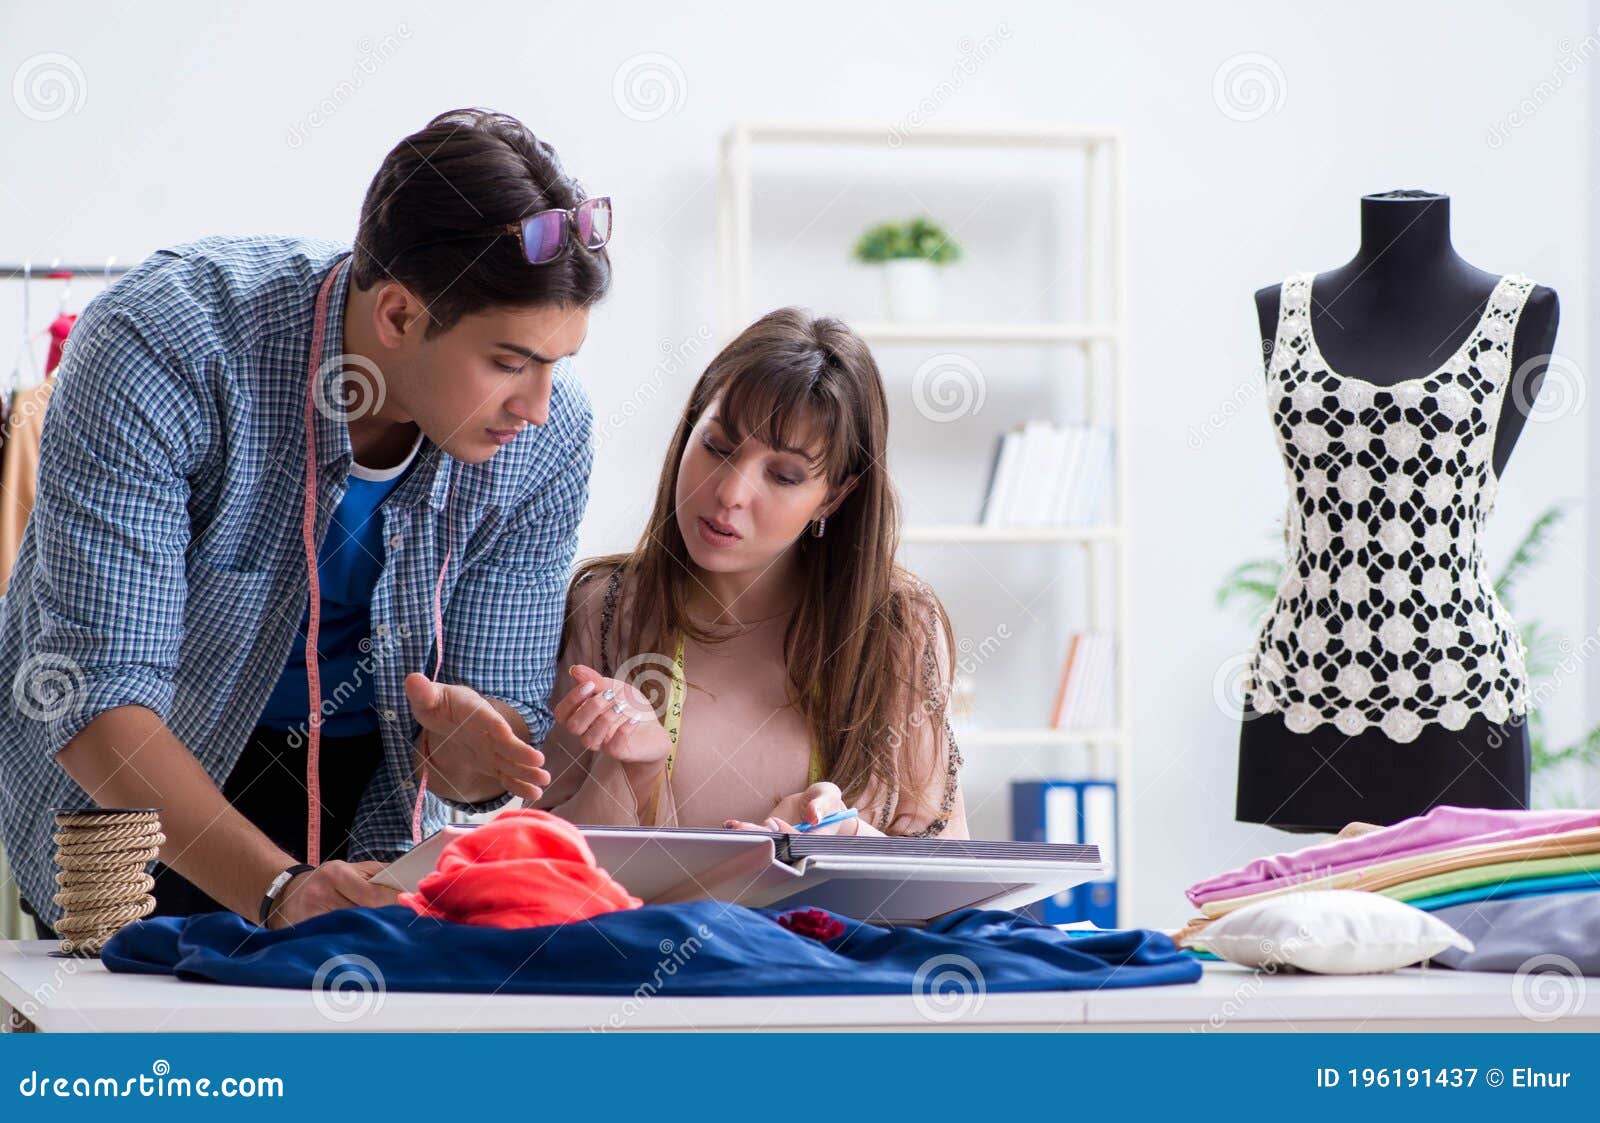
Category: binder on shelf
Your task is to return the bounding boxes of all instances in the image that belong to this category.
[1011,779,1119,928]
[1079,780,1119,927]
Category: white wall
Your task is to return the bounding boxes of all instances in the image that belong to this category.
[1,0,1593,928]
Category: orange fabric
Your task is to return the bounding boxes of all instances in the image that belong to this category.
[399,808,642,929]
[0,382,53,597]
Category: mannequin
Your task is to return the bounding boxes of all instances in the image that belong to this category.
[1237,190,1560,833]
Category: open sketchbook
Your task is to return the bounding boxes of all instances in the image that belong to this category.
[373,821,1106,926]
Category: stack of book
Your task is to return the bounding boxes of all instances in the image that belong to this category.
[979,420,1115,527]
[1051,631,1117,730]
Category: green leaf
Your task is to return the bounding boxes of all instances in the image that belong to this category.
[852,216,962,264]
[1495,503,1567,610]
[1215,557,1283,620]
[1532,725,1600,773]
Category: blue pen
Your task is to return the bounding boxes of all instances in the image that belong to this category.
[795,807,859,833]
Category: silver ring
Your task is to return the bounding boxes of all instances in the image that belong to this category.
[612,701,626,715]
[602,688,616,701]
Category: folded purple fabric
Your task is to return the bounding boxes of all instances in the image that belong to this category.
[1187,806,1600,907]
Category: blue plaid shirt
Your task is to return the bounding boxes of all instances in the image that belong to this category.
[0,235,591,923]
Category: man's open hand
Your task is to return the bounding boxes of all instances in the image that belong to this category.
[403,674,549,803]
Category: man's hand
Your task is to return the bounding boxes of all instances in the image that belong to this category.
[267,860,399,928]
[403,674,550,803]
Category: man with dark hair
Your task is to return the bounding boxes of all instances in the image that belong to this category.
[0,108,611,934]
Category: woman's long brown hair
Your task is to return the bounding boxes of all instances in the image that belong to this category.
[571,307,956,830]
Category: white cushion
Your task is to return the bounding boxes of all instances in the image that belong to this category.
[1191,889,1474,974]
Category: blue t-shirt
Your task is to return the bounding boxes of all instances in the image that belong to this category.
[257,430,424,736]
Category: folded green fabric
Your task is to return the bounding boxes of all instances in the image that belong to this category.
[1398,870,1600,912]
[1377,849,1600,904]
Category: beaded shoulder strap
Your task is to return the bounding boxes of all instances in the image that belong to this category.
[597,568,624,679]
[888,583,964,839]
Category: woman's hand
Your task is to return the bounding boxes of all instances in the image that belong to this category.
[552,664,673,771]
[724,781,860,835]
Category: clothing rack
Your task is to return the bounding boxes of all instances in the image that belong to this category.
[1,261,133,279]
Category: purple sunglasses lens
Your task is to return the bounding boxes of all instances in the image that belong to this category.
[575,198,612,248]
[522,212,566,264]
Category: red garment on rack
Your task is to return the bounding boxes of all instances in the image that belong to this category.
[45,313,76,375]
[399,809,643,929]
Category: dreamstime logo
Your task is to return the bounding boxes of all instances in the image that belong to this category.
[612,52,687,122]
[1212,52,1287,123]
[912,353,986,423]
[1487,27,1600,149]
[1512,953,1585,1023]
[911,953,985,1022]
[593,325,714,452]
[314,353,387,423]
[285,27,412,149]
[1194,925,1314,1031]
[12,52,87,122]
[1188,371,1265,450]
[1510,353,1585,423]
[613,651,678,721]
[596,923,714,1031]
[11,653,84,722]
[311,954,386,1024]
[1212,652,1262,721]
[887,622,1010,751]
[886,24,1012,147]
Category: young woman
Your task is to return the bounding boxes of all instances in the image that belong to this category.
[534,308,967,837]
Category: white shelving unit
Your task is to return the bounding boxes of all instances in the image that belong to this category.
[715,121,1131,910]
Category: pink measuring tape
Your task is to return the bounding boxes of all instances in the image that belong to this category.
[302,255,455,865]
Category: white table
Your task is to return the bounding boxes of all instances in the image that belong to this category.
[3,940,1594,1032]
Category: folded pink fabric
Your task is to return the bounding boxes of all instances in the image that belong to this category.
[1187,806,1600,907]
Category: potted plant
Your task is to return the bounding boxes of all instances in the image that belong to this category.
[852,216,961,321]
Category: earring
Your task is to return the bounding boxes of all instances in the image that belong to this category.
[812,516,826,538]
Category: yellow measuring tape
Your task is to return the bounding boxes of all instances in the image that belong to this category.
[647,633,824,823]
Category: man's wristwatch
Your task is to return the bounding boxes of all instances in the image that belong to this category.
[258,863,315,926]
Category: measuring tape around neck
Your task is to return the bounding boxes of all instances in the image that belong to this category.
[656,633,823,787]
[301,254,455,865]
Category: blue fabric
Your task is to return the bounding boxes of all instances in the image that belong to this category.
[258,463,414,736]
[0,236,593,925]
[101,903,1201,996]
[1404,869,1600,912]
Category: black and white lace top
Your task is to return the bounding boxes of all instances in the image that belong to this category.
[1242,271,1536,743]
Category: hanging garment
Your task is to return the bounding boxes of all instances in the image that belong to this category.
[1188,805,1600,906]
[1242,272,1537,743]
[45,312,76,376]
[0,379,53,596]
[0,842,35,941]
[101,900,1201,996]
[400,808,642,929]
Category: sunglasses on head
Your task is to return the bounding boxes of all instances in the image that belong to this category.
[397,196,612,265]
